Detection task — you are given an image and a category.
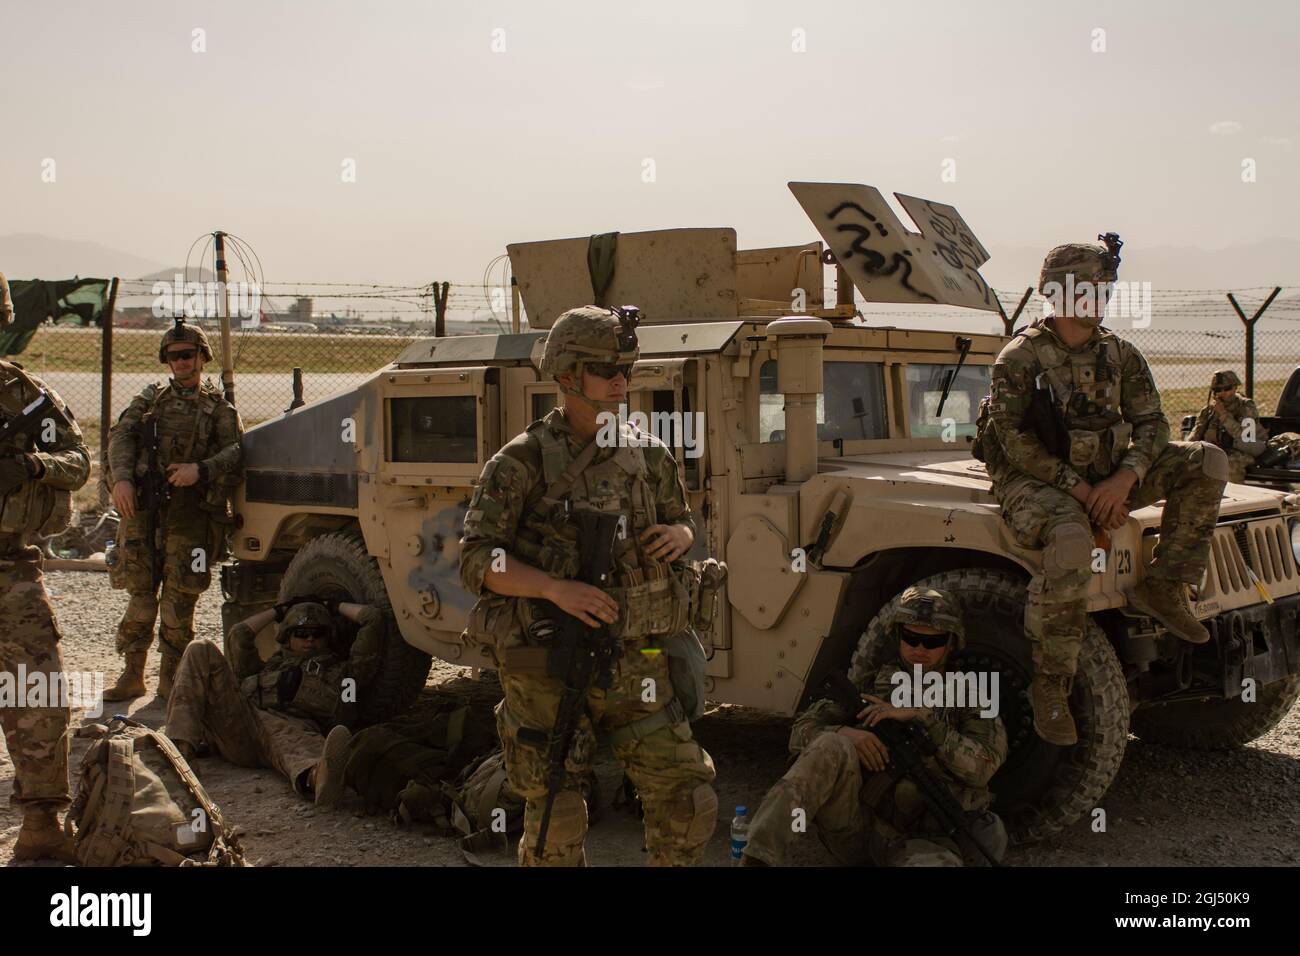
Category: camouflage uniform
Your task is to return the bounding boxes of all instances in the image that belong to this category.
[0,358,90,814]
[107,327,243,688]
[1189,370,1300,481]
[164,604,383,795]
[459,306,718,867]
[744,589,1007,867]
[983,245,1226,710]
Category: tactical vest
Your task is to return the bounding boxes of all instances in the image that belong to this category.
[241,652,347,723]
[510,421,691,641]
[1014,324,1132,479]
[0,362,74,539]
[133,380,232,516]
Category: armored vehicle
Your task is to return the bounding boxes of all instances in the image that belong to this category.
[221,184,1300,840]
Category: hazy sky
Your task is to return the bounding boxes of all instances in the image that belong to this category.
[4,0,1298,292]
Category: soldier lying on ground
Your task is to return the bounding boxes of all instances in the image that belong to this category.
[741,587,1008,867]
[163,599,382,807]
[1189,369,1300,482]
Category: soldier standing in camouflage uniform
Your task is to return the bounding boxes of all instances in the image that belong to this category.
[742,587,1008,867]
[164,599,383,806]
[1189,370,1300,481]
[983,240,1228,745]
[0,271,90,861]
[459,305,718,866]
[104,320,243,701]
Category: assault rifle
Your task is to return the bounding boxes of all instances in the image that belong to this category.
[527,510,622,861]
[135,413,169,589]
[821,670,1002,867]
[0,390,56,450]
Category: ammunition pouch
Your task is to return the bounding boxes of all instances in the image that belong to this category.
[462,593,527,658]
[0,477,72,538]
[688,558,727,634]
[610,567,690,640]
[1066,430,1100,469]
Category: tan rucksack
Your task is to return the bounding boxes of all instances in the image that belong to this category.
[66,717,246,867]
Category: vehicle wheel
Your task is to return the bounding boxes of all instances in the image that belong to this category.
[847,568,1129,843]
[278,531,432,724]
[1131,675,1300,749]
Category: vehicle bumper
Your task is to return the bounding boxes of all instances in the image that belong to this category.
[1215,591,1300,697]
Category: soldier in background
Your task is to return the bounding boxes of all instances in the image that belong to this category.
[0,271,90,861]
[459,305,718,867]
[164,599,383,806]
[104,320,243,701]
[981,239,1227,745]
[1189,370,1300,481]
[741,587,1007,867]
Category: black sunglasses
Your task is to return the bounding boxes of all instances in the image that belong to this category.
[166,349,198,362]
[900,629,951,650]
[287,627,329,641]
[585,362,633,380]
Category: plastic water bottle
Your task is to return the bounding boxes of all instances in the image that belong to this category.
[730,805,749,864]
[104,539,119,568]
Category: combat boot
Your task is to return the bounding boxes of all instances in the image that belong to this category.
[102,651,148,701]
[1029,674,1077,746]
[1128,578,1211,644]
[156,653,179,700]
[312,725,352,809]
[12,808,76,864]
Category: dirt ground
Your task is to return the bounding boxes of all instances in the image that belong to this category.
[3,570,1298,868]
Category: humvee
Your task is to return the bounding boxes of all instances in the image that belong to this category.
[220,183,1300,841]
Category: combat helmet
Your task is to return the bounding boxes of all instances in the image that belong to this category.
[1211,369,1242,391]
[158,317,213,362]
[0,271,12,330]
[1038,240,1121,296]
[540,305,640,411]
[277,601,335,644]
[892,585,965,651]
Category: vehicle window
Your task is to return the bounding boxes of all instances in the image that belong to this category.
[759,360,887,443]
[905,364,991,438]
[531,391,557,421]
[390,396,477,463]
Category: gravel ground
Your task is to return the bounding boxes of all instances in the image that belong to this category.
[3,570,1298,868]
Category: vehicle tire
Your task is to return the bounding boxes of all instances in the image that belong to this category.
[847,568,1129,843]
[278,531,432,724]
[1131,675,1300,749]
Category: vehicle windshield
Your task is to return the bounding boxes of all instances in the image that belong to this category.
[905,363,991,439]
[759,360,888,443]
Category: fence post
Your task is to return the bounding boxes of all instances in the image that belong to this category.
[99,276,119,493]
[1226,286,1282,397]
[433,281,449,337]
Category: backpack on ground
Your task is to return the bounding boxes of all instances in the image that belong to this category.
[65,717,245,867]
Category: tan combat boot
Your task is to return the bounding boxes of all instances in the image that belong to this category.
[102,651,148,702]
[12,808,76,864]
[156,653,179,701]
[1127,578,1211,644]
[1029,674,1077,746]
[312,725,352,809]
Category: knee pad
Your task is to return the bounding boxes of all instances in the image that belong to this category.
[521,790,588,866]
[124,593,159,624]
[1195,442,1230,482]
[1042,520,1093,577]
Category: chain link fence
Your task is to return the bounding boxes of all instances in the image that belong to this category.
[11,281,1297,506]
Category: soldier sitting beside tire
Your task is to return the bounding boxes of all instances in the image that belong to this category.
[163,598,383,808]
[741,587,1008,867]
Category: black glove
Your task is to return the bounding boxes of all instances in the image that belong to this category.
[0,456,30,496]
[317,595,342,615]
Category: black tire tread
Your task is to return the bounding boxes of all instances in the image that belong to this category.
[1131,674,1300,750]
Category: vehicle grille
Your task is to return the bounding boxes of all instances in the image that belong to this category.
[1199,518,1295,600]
[245,470,358,508]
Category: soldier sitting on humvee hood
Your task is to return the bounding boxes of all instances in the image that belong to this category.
[163,599,383,807]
